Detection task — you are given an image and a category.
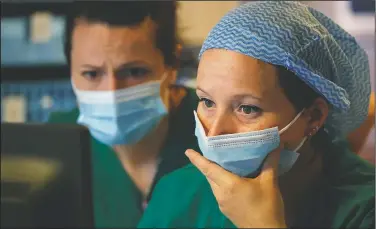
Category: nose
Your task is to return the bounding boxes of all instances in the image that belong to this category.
[206,112,237,137]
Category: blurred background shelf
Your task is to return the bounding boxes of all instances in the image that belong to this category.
[1,2,74,123]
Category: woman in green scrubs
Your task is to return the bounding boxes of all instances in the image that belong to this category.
[48,1,199,227]
[138,2,375,228]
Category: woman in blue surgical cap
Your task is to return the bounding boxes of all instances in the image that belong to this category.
[138,2,374,228]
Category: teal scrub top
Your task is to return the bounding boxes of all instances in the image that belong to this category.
[138,140,375,228]
[48,87,199,228]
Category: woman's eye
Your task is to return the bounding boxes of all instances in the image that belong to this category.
[81,70,101,81]
[200,98,215,108]
[239,105,261,114]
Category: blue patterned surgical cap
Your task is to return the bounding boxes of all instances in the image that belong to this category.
[199,1,371,137]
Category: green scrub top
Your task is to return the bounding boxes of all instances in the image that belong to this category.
[138,140,375,228]
[48,87,199,228]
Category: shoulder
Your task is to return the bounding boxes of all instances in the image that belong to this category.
[162,163,205,182]
[324,139,374,185]
[155,164,208,198]
[138,164,213,228]
[323,139,375,228]
[47,108,79,124]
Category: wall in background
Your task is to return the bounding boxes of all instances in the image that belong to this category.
[178,1,238,46]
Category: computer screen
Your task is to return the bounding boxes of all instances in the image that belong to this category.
[1,123,93,228]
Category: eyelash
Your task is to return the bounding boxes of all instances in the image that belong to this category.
[81,70,103,81]
[237,105,262,115]
[199,98,215,109]
[199,98,262,115]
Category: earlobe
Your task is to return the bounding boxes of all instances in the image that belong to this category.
[307,126,319,137]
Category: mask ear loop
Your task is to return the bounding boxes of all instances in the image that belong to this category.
[279,109,307,153]
[279,109,306,134]
[292,136,307,152]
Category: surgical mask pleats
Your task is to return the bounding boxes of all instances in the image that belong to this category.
[73,80,167,146]
[194,110,305,177]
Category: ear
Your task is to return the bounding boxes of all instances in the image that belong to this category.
[163,44,181,86]
[304,97,329,136]
[166,68,177,85]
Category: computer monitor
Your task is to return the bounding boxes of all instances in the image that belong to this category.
[1,123,93,228]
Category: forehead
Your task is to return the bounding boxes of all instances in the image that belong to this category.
[71,18,158,63]
[197,49,279,97]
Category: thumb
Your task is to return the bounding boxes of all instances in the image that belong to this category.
[259,144,283,182]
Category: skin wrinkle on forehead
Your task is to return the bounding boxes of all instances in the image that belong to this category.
[198,50,281,107]
[104,17,159,60]
[71,17,163,74]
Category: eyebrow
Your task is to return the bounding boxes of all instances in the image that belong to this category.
[116,61,150,70]
[196,86,210,95]
[81,64,104,69]
[196,86,262,101]
[81,60,149,70]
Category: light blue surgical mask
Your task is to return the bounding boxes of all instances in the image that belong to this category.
[194,110,306,177]
[73,76,168,146]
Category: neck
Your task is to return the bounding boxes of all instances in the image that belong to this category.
[279,140,323,226]
[113,116,169,166]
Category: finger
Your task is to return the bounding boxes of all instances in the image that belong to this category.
[259,144,283,182]
[185,149,240,187]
